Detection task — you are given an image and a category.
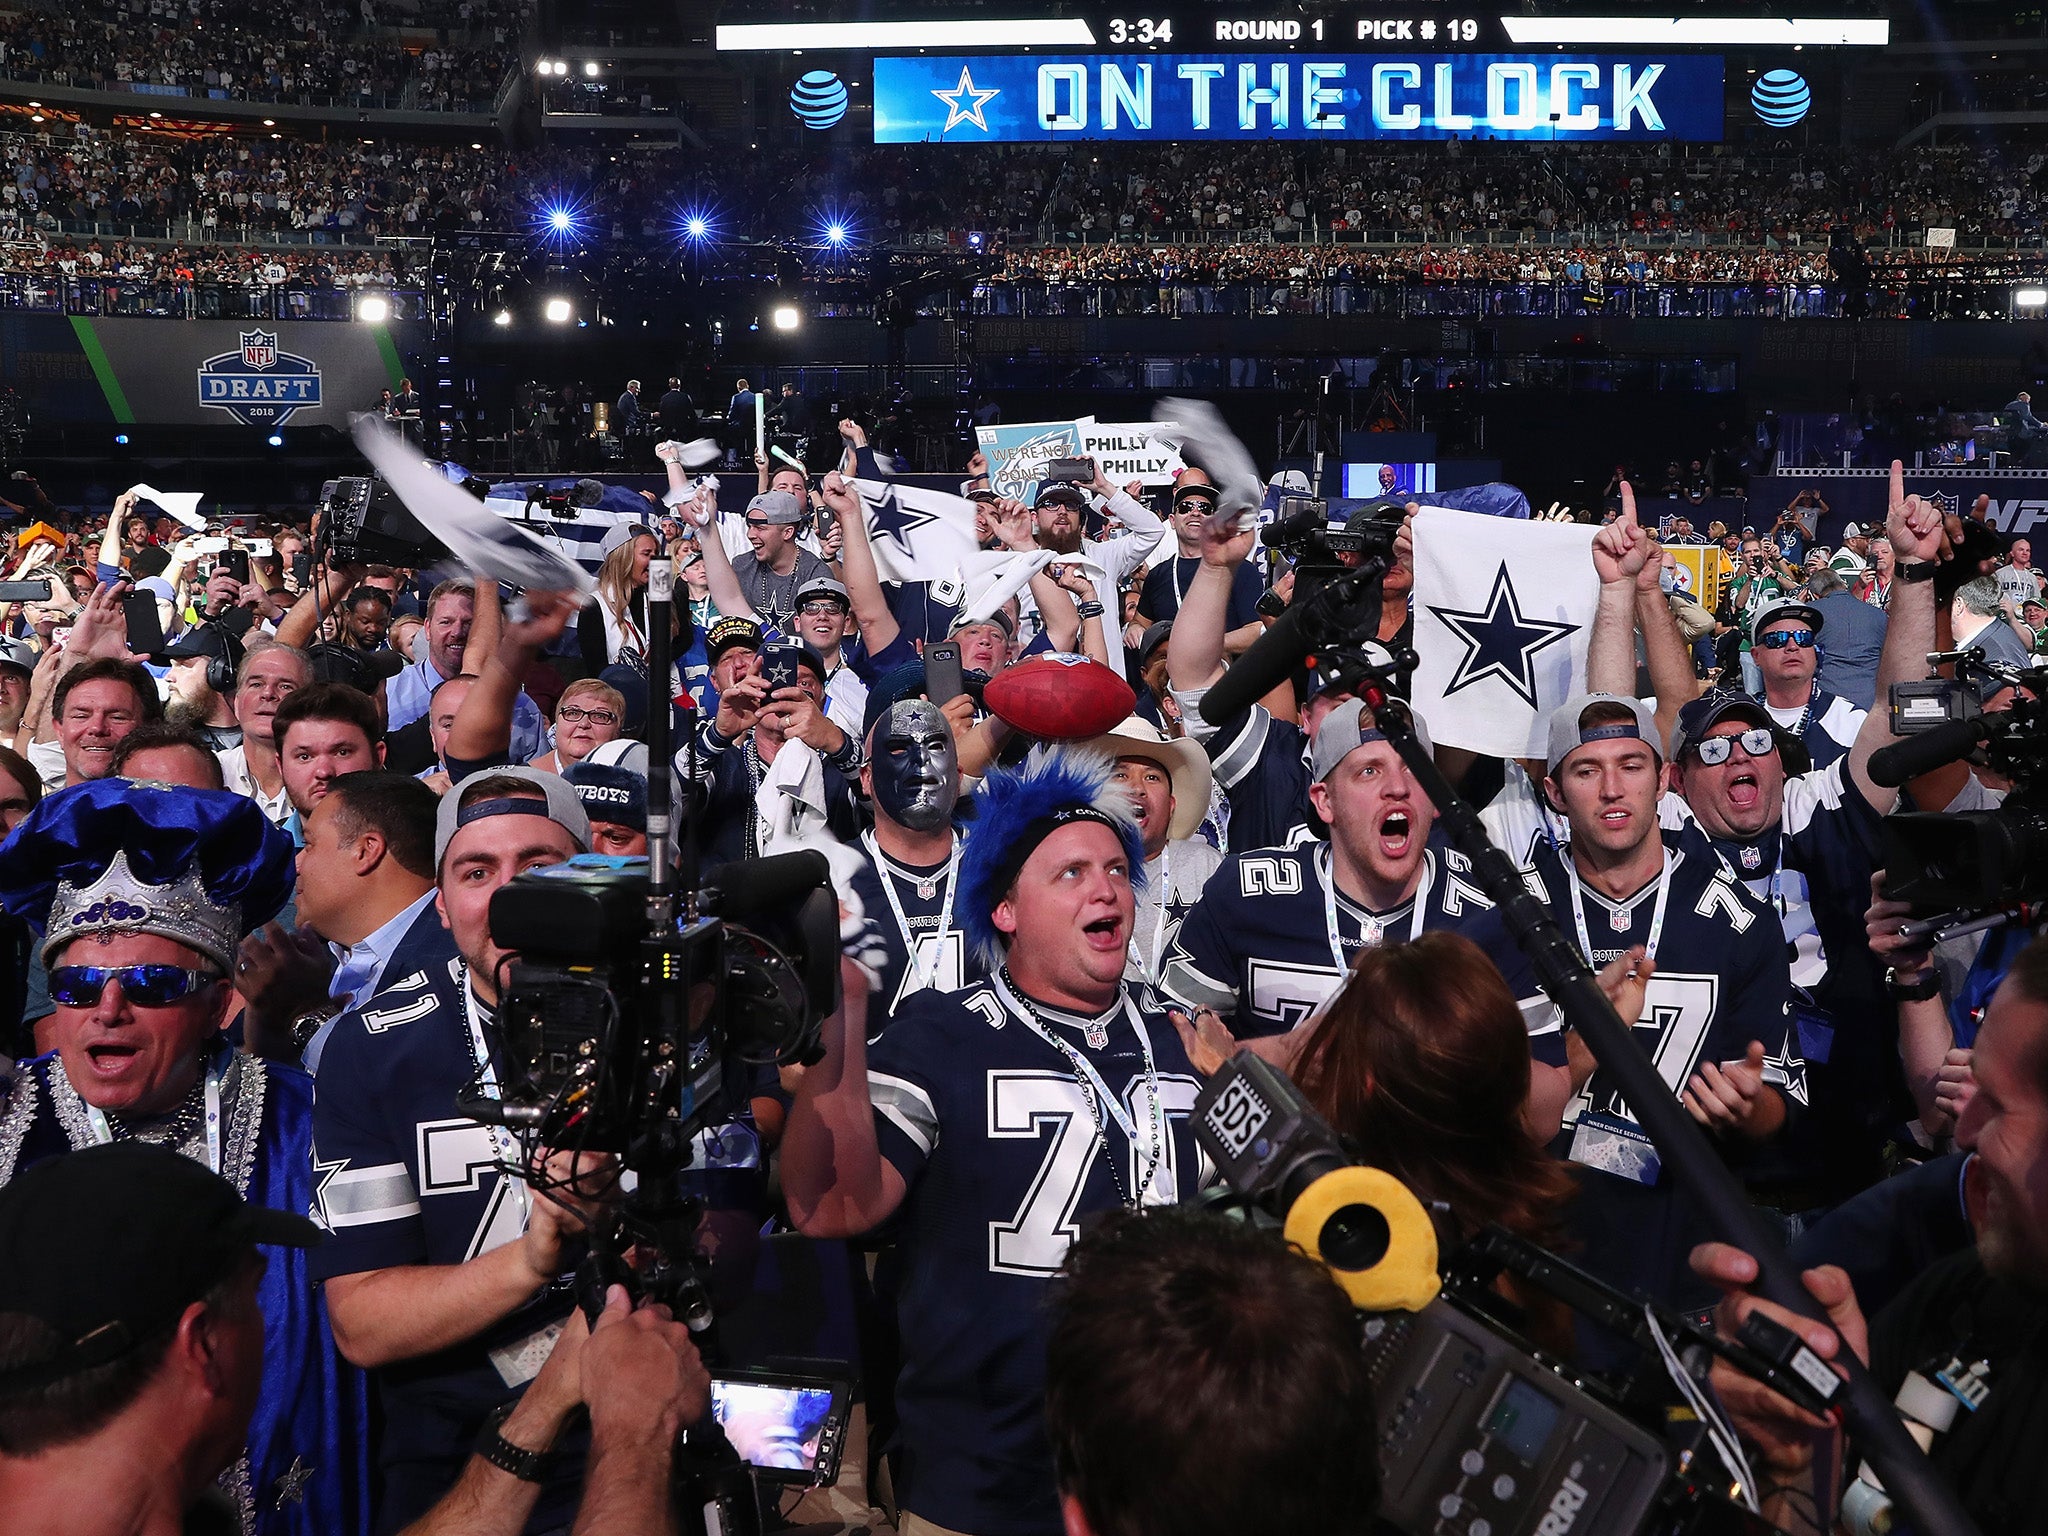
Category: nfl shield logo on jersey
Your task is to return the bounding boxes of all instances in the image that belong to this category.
[1739,844,1762,870]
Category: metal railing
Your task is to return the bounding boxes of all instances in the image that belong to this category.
[0,273,426,319]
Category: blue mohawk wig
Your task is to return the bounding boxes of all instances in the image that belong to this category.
[957,745,1148,970]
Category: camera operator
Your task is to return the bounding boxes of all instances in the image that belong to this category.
[1164,503,1402,849]
[1044,1206,1380,1536]
[308,769,610,1532]
[782,749,1207,1536]
[1689,935,2048,1534]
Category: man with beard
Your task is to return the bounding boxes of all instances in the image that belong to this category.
[1024,463,1166,676]
[160,624,244,752]
[1692,936,2048,1534]
[847,693,983,1017]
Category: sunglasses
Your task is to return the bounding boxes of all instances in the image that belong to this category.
[1755,628,1815,650]
[557,705,620,727]
[1688,728,1776,767]
[49,964,222,1008]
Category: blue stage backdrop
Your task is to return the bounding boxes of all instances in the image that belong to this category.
[874,52,1724,142]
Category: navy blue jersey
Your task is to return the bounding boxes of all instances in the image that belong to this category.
[1675,758,1906,1191]
[866,978,1207,1536]
[1532,825,1801,1315]
[309,953,582,1534]
[1199,703,1316,851]
[1159,836,1564,1060]
[1139,556,1264,628]
[847,835,987,1030]
[686,727,863,864]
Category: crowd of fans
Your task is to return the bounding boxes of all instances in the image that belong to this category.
[0,0,528,110]
[0,410,2041,1535]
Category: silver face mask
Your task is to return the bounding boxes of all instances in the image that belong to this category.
[870,699,958,832]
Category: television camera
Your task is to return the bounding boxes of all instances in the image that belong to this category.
[1874,648,2048,942]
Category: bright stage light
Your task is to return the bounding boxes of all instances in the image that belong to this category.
[355,294,390,324]
[772,306,802,331]
[2016,288,2048,310]
[544,297,574,324]
[493,309,512,326]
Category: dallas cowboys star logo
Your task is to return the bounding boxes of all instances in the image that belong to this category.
[866,486,942,560]
[933,65,1000,132]
[1427,564,1580,710]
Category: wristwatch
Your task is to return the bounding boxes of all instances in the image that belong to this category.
[1897,560,1940,584]
[474,1402,555,1483]
[287,1005,338,1053]
[1884,967,1941,1003]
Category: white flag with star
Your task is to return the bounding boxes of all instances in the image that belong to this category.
[1410,507,1599,759]
[851,478,984,589]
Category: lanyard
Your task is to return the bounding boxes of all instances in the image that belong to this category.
[862,831,959,995]
[1565,846,1674,967]
[996,974,1165,1206]
[1321,844,1429,973]
[460,964,531,1228]
[87,1047,227,1176]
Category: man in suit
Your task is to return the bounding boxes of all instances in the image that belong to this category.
[727,377,757,465]
[658,377,693,437]
[614,379,643,438]
[768,381,810,438]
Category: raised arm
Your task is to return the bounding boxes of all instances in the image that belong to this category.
[446,591,577,766]
[820,470,897,651]
[273,557,361,650]
[781,959,908,1238]
[682,477,755,622]
[1850,461,1945,815]
[1164,511,1257,691]
[1586,484,1653,695]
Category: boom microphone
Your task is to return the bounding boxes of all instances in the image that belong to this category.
[1867,715,1992,789]
[1198,600,1313,726]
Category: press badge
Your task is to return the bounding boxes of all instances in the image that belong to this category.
[489,1317,567,1388]
[1568,1111,1663,1187]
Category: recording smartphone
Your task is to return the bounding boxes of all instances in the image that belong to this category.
[758,641,807,694]
[122,592,167,656]
[1046,456,1094,485]
[221,548,251,584]
[194,535,231,555]
[246,538,274,558]
[924,640,965,704]
[50,625,72,649]
[0,579,52,602]
[708,1372,853,1487]
[1255,588,1288,620]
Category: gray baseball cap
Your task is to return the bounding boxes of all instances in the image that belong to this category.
[434,765,591,870]
[1544,693,1660,776]
[1310,697,1433,783]
[745,490,804,526]
[794,575,851,609]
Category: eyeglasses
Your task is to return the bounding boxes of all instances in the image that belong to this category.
[49,965,222,1008]
[557,705,620,727]
[1755,628,1815,650]
[1688,728,1776,767]
[797,600,847,618]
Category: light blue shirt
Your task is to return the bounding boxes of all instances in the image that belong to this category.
[304,889,436,1072]
[386,654,545,763]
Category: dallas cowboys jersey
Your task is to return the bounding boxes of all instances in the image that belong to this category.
[308,957,583,1534]
[1532,824,1802,1316]
[866,979,1206,1536]
[1760,687,1864,773]
[847,838,986,1029]
[1193,703,1317,851]
[1532,825,1801,1141]
[1159,834,1565,1060]
[1128,838,1223,988]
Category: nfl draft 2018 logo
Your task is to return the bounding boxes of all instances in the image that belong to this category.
[196,330,322,425]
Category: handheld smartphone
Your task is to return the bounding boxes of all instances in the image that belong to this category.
[1255,587,1288,620]
[758,641,808,694]
[194,535,231,555]
[924,640,966,704]
[0,579,53,602]
[1047,456,1094,485]
[50,625,72,649]
[708,1372,853,1487]
[246,538,274,558]
[122,591,167,656]
[221,548,251,584]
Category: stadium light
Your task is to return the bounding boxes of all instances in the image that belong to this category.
[544,297,574,324]
[354,293,390,324]
[583,60,600,77]
[2017,288,2048,310]
[685,215,709,239]
[492,309,512,326]
[826,223,848,245]
[114,433,129,446]
[266,434,285,448]
[549,208,574,233]
[772,305,802,331]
